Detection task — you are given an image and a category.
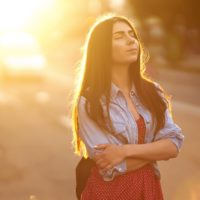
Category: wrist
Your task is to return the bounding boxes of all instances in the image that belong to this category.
[121,144,130,158]
[123,144,138,158]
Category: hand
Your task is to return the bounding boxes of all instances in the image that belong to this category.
[93,144,126,172]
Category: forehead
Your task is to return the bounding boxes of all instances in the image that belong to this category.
[112,21,132,33]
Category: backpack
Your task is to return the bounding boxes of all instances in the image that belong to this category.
[75,157,95,200]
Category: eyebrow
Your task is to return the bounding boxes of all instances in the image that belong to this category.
[113,30,134,35]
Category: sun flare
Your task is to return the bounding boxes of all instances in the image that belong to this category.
[0,0,54,30]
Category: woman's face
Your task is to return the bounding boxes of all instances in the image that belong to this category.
[111,21,139,65]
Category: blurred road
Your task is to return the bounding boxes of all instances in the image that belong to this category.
[0,68,199,200]
[0,76,79,200]
[156,69,200,200]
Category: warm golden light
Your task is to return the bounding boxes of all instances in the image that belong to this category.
[0,32,46,73]
[0,0,54,30]
[0,32,39,50]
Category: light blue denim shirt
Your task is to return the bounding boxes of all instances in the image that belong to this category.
[78,82,185,181]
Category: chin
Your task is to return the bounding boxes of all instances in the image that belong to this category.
[114,56,138,64]
[126,57,138,64]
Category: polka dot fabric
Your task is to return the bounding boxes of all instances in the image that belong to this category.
[81,115,164,200]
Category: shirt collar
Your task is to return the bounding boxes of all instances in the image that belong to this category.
[111,82,138,100]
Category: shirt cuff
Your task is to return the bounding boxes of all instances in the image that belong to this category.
[168,137,184,152]
[99,160,127,181]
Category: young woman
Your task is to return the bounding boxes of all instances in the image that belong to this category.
[72,14,184,200]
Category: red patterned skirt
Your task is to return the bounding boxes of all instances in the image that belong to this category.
[81,164,163,200]
[81,115,164,200]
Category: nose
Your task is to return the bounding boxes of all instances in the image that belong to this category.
[126,35,135,45]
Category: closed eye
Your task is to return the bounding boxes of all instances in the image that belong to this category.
[113,33,123,39]
[129,31,136,38]
[113,31,136,39]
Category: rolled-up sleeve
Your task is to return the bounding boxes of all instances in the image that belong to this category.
[153,82,185,152]
[154,108,185,152]
[78,96,127,181]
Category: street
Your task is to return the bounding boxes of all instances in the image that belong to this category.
[0,68,199,200]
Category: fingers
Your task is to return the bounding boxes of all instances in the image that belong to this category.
[96,161,113,172]
[100,164,113,173]
[94,144,108,150]
[104,164,113,171]
[97,160,108,170]
[93,153,104,161]
[95,157,113,172]
[96,158,110,167]
[95,156,108,168]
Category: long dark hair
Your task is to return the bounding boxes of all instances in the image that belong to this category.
[72,14,171,157]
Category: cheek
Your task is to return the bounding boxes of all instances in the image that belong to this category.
[112,41,125,59]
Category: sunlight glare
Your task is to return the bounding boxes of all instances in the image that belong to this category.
[0,32,46,71]
[0,0,54,30]
[109,0,125,8]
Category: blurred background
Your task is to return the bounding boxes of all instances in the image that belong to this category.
[0,0,199,199]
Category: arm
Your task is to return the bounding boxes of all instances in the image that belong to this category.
[78,96,127,181]
[94,143,155,172]
[126,82,185,161]
[125,157,154,172]
[153,82,185,154]
[123,138,178,161]
[95,99,184,170]
[128,81,185,160]
[78,97,152,177]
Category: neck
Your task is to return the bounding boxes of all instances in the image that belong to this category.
[111,63,132,94]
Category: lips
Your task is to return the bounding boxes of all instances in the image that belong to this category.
[126,48,137,53]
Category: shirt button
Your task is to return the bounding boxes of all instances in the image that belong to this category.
[130,91,135,96]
